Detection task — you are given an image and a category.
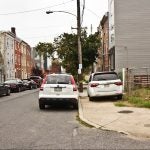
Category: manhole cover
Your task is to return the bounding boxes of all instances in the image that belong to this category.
[144,124,150,127]
[118,110,133,113]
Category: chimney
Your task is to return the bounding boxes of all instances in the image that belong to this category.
[11,27,16,35]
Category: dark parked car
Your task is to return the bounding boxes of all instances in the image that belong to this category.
[22,79,37,90]
[0,82,11,96]
[4,79,25,92]
[29,76,43,87]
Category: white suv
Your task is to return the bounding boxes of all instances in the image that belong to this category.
[87,72,123,101]
[39,74,79,109]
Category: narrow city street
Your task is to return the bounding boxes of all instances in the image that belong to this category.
[0,90,150,149]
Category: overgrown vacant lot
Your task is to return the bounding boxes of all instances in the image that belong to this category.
[115,88,150,108]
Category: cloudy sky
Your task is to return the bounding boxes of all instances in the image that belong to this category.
[0,0,108,47]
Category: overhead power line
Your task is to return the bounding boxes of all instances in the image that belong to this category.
[0,0,75,15]
[85,7,100,18]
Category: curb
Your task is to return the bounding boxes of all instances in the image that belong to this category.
[78,96,101,128]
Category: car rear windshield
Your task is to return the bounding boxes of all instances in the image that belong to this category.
[30,76,40,80]
[46,75,71,84]
[93,73,119,81]
[5,80,17,83]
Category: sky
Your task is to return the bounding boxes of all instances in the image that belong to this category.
[0,0,108,47]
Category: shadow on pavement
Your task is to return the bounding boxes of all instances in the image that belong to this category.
[40,103,78,112]
[88,96,120,102]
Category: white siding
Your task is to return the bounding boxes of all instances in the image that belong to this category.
[109,0,150,72]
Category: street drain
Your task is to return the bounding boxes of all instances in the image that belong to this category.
[144,124,150,127]
[118,110,133,113]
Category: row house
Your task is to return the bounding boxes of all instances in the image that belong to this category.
[0,27,33,82]
[0,30,15,81]
[26,44,32,78]
[100,12,109,71]
[20,40,27,79]
[108,0,150,72]
[98,0,150,73]
[15,36,22,79]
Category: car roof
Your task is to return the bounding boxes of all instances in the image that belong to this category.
[30,76,41,77]
[46,73,72,77]
[91,71,117,75]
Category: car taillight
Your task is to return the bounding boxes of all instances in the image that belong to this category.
[40,76,47,91]
[90,83,99,87]
[40,86,43,91]
[114,82,122,86]
[73,85,77,91]
[70,76,77,91]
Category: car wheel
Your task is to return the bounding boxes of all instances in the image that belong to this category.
[39,101,45,109]
[6,89,10,96]
[30,85,33,90]
[18,87,21,92]
[117,95,122,100]
[89,97,94,101]
[73,103,78,109]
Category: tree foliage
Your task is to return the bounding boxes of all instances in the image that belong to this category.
[34,32,101,79]
[31,66,43,77]
[35,42,54,58]
[54,33,78,76]
[54,31,101,78]
[82,31,100,73]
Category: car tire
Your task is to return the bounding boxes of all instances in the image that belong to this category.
[73,103,78,109]
[6,89,10,96]
[89,97,94,101]
[39,101,45,109]
[18,87,21,92]
[117,95,122,100]
[30,85,33,90]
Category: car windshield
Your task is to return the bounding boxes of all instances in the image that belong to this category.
[46,75,71,84]
[93,73,119,81]
[30,76,40,79]
[5,80,17,83]
[22,79,28,82]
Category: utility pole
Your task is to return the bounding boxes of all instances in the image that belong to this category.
[77,0,83,92]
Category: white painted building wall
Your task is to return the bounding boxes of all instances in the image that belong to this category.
[108,0,150,72]
[0,32,15,80]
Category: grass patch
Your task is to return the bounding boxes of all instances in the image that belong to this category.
[128,97,150,108]
[115,101,128,107]
[115,88,150,108]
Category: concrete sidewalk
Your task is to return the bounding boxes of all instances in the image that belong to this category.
[79,90,150,139]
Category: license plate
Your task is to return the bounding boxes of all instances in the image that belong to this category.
[104,84,109,87]
[54,87,62,92]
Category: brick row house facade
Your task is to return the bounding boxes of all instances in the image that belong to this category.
[100,12,109,71]
[0,27,34,82]
[15,37,22,79]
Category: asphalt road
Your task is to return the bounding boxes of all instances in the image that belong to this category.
[0,89,150,149]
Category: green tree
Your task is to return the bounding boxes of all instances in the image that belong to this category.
[54,33,78,77]
[54,31,101,79]
[82,32,100,73]
[35,42,54,58]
